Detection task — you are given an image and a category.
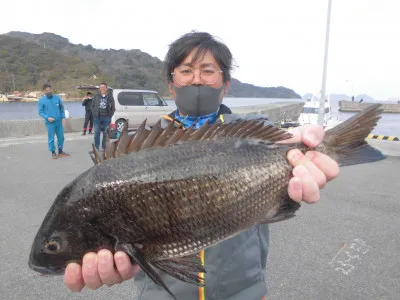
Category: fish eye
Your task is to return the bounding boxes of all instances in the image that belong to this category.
[44,239,62,253]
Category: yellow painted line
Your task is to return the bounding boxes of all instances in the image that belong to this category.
[198,250,205,300]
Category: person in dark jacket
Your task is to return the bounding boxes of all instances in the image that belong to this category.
[82,92,94,135]
[64,32,340,299]
[91,83,116,150]
[38,83,70,159]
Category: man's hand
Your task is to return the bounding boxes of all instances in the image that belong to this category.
[283,125,339,203]
[62,118,66,127]
[47,117,54,122]
[64,250,140,292]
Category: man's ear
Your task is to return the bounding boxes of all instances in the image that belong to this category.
[224,81,230,95]
[168,82,176,99]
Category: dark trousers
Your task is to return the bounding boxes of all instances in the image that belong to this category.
[83,111,93,132]
[93,116,111,150]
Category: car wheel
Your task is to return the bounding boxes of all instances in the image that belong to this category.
[116,119,126,132]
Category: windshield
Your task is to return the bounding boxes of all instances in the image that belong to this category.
[302,107,330,114]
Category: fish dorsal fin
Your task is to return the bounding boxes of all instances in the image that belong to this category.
[91,115,293,164]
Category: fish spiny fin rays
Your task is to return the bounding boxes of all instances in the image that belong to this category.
[104,130,116,160]
[93,116,293,164]
[120,244,177,300]
[91,143,104,165]
[152,254,206,286]
[127,119,151,152]
[115,120,134,157]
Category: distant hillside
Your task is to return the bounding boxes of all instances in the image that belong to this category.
[229,78,300,98]
[1,31,301,98]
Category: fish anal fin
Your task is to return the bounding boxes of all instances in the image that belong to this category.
[153,254,206,287]
[259,196,301,224]
[119,243,177,300]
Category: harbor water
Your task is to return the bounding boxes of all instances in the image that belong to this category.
[0,98,399,137]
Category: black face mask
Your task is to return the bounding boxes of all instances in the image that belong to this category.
[45,92,53,98]
[173,84,225,117]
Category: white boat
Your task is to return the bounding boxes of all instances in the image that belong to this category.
[298,94,342,129]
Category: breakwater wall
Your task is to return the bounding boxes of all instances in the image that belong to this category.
[339,100,400,113]
[0,103,303,139]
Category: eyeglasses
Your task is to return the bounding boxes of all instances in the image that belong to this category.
[171,66,223,86]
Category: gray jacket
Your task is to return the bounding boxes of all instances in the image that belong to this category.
[133,111,271,300]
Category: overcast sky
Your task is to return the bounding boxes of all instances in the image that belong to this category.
[1,0,399,100]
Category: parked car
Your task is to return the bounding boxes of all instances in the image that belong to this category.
[76,85,171,138]
[109,89,171,138]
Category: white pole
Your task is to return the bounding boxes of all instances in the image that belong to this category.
[318,0,333,126]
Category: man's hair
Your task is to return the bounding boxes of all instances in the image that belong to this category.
[99,82,108,87]
[42,83,52,90]
[165,31,233,83]
[87,92,92,96]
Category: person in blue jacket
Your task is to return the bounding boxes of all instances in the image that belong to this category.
[38,83,70,159]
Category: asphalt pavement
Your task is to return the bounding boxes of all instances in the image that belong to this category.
[0,133,398,300]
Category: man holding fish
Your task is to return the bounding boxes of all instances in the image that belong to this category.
[62,32,340,299]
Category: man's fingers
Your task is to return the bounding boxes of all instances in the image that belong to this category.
[278,127,302,144]
[301,125,325,147]
[64,263,85,292]
[288,149,327,189]
[82,253,103,290]
[97,250,122,286]
[114,251,139,281]
[305,151,340,182]
[288,177,303,203]
[292,165,320,203]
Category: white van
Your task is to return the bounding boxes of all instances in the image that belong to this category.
[109,89,171,137]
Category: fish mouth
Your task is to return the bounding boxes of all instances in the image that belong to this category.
[28,261,64,276]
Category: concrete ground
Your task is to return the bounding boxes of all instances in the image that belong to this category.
[0,133,399,300]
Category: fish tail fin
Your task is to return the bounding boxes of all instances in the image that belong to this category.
[321,104,386,166]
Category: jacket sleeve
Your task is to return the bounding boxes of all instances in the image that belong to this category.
[91,95,96,111]
[38,98,48,120]
[109,94,116,116]
[59,97,66,119]
[82,98,88,106]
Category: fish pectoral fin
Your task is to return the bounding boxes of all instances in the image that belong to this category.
[152,254,205,287]
[119,243,177,300]
[259,196,301,224]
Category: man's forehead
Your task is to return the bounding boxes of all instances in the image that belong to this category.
[183,49,217,65]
